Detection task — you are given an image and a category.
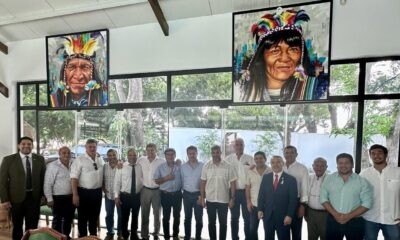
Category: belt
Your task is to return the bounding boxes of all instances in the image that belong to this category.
[183,190,200,195]
[308,206,327,212]
[121,192,139,195]
[144,186,159,190]
[161,190,181,195]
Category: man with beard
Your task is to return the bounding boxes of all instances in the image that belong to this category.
[0,136,46,240]
[320,153,373,240]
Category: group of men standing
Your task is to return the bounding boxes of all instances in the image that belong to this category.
[0,136,399,240]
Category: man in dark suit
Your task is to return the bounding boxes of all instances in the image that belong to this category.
[258,155,298,240]
[0,136,46,240]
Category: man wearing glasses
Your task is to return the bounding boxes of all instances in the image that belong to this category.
[71,139,104,237]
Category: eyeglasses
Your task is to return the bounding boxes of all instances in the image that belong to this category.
[93,163,98,171]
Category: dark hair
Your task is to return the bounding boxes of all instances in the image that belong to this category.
[146,143,157,150]
[86,139,98,145]
[211,145,221,152]
[186,145,198,152]
[284,145,298,153]
[254,151,266,160]
[336,153,353,164]
[127,148,136,154]
[243,30,310,101]
[164,148,176,155]
[18,136,33,144]
[107,149,117,154]
[369,144,388,155]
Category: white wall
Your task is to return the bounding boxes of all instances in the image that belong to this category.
[0,0,400,156]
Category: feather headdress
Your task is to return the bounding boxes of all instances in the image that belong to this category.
[62,32,103,60]
[252,9,310,45]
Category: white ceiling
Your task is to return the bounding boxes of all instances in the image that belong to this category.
[0,0,313,42]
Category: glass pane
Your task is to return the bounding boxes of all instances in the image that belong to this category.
[20,110,37,153]
[169,107,222,162]
[39,84,48,106]
[108,76,167,103]
[329,64,359,96]
[224,105,284,160]
[366,60,400,94]
[77,108,167,160]
[362,100,399,170]
[287,103,358,173]
[38,110,77,163]
[172,72,232,101]
[20,84,36,106]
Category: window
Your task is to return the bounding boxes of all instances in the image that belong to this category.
[329,64,359,96]
[20,84,36,106]
[365,60,400,94]
[362,99,400,169]
[172,72,232,101]
[109,76,167,103]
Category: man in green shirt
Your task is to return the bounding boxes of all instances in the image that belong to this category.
[320,153,373,240]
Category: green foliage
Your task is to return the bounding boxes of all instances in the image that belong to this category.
[172,72,231,101]
[330,64,359,95]
[366,61,400,93]
[252,131,279,159]
[22,84,36,105]
[195,130,221,161]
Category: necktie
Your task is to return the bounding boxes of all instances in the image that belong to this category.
[26,156,32,190]
[130,165,136,195]
[273,174,279,191]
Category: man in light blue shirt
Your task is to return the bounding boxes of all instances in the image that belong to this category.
[154,148,182,240]
[180,146,204,240]
[320,153,373,240]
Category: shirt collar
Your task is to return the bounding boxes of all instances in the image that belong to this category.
[19,152,32,160]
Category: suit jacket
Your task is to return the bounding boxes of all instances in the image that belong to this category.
[0,153,46,204]
[258,171,298,222]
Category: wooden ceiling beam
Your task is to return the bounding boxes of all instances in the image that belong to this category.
[148,0,169,36]
[0,82,9,98]
[0,41,8,55]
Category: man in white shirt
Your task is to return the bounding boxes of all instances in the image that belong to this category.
[225,138,254,240]
[245,151,271,240]
[115,149,143,240]
[306,157,328,240]
[200,145,237,240]
[137,143,165,240]
[71,139,104,237]
[361,144,400,240]
[103,149,122,240]
[283,145,309,240]
[44,146,75,238]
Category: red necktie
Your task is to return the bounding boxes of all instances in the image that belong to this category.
[273,174,279,191]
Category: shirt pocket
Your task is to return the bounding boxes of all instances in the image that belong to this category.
[387,179,400,191]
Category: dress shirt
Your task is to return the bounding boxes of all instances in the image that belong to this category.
[114,163,143,197]
[181,161,203,192]
[360,165,400,224]
[320,172,373,214]
[245,166,271,206]
[137,156,165,188]
[44,159,73,202]
[307,173,327,210]
[103,162,117,200]
[225,153,254,189]
[284,161,309,202]
[154,162,182,192]
[200,160,237,204]
[19,152,33,175]
[70,153,103,189]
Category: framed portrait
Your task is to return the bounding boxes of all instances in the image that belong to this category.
[233,1,332,103]
[47,29,109,108]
